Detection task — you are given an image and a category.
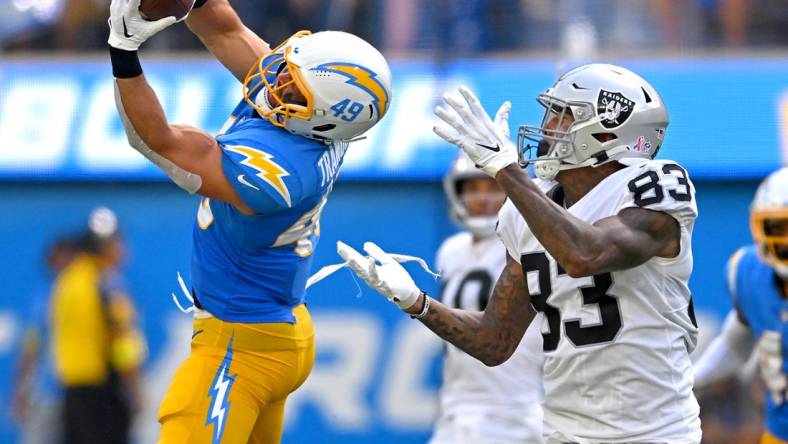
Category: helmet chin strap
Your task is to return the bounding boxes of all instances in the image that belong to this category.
[534,159,561,180]
[534,157,590,180]
[534,144,632,180]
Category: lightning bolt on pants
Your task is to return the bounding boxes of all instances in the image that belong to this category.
[157,305,315,444]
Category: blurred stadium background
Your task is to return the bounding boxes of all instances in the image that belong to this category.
[0,0,786,442]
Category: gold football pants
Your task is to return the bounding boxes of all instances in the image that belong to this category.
[158,304,315,444]
[762,431,788,444]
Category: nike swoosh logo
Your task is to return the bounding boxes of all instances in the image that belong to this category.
[476,142,500,152]
[122,17,134,38]
[237,174,260,190]
[191,329,204,339]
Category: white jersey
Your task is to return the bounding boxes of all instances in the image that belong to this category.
[496,159,701,444]
[430,232,544,444]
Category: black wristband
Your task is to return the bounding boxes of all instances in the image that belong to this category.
[109,46,143,79]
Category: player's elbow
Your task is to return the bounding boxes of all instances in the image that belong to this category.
[147,126,183,154]
[561,245,625,277]
[477,338,518,367]
[480,351,511,367]
[563,250,649,278]
[561,257,596,278]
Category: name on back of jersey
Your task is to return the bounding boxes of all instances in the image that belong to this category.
[318,142,347,187]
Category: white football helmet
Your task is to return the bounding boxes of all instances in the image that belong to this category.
[751,167,788,279]
[443,153,505,238]
[243,30,392,142]
[518,63,669,180]
[89,206,119,239]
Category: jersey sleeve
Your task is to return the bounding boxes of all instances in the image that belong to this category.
[435,238,451,275]
[726,247,747,311]
[220,142,304,214]
[618,160,698,228]
[496,199,525,264]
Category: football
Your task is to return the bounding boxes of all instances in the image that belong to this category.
[139,0,194,21]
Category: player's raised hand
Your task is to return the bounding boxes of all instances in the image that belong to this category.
[433,86,518,178]
[494,99,512,139]
[108,0,179,51]
[337,241,421,310]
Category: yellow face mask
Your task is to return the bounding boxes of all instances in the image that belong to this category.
[751,208,788,269]
[242,31,314,129]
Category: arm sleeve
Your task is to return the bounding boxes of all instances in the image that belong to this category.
[113,81,202,194]
[726,248,746,306]
[693,310,755,388]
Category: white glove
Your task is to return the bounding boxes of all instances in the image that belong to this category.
[337,241,421,310]
[108,0,180,51]
[433,85,518,177]
[757,330,787,404]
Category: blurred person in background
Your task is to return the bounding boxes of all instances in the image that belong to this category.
[106,0,391,441]
[431,152,543,444]
[51,207,146,444]
[693,167,788,444]
[3,0,788,52]
[697,377,763,444]
[386,0,527,54]
[1,0,371,51]
[699,0,788,47]
[54,0,107,49]
[698,0,751,47]
[9,236,75,444]
[231,0,370,53]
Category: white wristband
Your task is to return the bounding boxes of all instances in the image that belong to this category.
[410,293,430,319]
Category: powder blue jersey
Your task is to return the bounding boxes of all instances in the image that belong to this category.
[731,246,788,439]
[191,98,347,323]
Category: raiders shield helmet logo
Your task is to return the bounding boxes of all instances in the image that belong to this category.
[597,89,634,129]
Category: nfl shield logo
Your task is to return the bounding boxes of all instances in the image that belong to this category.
[597,90,635,129]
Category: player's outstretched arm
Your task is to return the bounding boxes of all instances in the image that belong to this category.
[113,75,252,213]
[693,310,754,388]
[495,165,680,277]
[339,242,534,366]
[108,0,252,212]
[186,0,271,82]
[414,254,535,366]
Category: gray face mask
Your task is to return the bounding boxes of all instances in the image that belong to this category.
[465,216,498,239]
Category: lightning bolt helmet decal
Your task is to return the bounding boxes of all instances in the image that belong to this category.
[311,62,390,118]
